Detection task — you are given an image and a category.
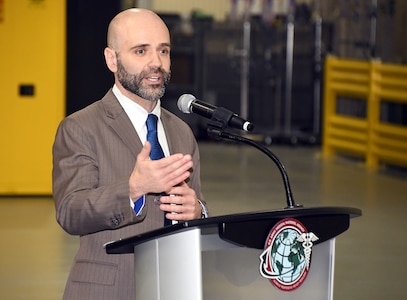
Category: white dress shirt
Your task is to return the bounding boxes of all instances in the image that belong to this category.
[112,84,170,156]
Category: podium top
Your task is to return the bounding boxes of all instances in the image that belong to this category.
[105,206,361,254]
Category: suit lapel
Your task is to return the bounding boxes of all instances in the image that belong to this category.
[101,90,143,158]
[161,109,184,155]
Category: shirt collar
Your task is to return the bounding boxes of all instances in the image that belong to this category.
[112,84,162,131]
[112,84,170,156]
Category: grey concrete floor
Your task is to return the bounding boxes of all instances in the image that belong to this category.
[0,142,405,299]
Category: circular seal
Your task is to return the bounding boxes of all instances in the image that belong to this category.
[259,218,310,292]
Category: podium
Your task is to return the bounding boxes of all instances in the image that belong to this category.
[105,206,361,300]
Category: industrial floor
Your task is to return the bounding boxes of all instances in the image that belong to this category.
[0,142,405,300]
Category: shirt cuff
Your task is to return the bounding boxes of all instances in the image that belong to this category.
[130,195,145,216]
[197,199,209,218]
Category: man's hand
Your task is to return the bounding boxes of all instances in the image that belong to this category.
[129,142,193,200]
[159,181,202,221]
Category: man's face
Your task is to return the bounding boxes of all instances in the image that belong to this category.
[116,53,171,101]
[113,17,172,101]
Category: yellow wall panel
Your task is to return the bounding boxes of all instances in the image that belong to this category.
[0,0,65,194]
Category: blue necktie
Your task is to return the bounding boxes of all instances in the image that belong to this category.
[146,114,165,160]
[146,114,172,226]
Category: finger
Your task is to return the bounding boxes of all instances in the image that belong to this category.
[156,160,192,189]
[165,210,193,221]
[165,186,183,198]
[138,141,152,161]
[166,183,195,199]
[174,181,187,188]
[155,153,192,171]
[160,203,183,214]
[160,194,181,204]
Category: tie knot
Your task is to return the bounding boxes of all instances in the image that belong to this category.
[146,114,158,132]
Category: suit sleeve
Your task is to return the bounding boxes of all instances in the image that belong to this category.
[52,117,143,236]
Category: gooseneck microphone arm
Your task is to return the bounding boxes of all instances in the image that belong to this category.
[206,118,300,209]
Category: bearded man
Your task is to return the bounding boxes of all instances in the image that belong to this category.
[52,8,207,300]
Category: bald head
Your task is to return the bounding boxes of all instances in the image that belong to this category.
[103,8,172,108]
[107,8,169,51]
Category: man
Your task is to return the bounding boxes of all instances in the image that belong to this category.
[52,8,207,299]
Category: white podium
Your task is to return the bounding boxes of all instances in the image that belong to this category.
[106,206,361,300]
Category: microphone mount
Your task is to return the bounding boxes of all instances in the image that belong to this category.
[207,107,239,132]
[207,118,301,209]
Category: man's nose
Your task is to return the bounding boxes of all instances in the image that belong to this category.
[148,51,162,68]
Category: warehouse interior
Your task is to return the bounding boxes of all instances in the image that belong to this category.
[0,0,406,299]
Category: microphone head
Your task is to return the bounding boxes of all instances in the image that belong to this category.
[177,94,196,114]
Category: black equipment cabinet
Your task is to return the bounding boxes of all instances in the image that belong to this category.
[201,17,333,144]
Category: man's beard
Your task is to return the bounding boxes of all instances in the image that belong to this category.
[116,57,171,101]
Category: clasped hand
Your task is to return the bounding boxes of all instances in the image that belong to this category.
[129,142,201,220]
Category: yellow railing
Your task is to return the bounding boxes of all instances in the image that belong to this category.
[323,56,407,168]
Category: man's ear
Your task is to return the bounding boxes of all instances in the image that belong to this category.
[104,47,117,72]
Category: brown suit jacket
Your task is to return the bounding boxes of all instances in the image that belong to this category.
[52,90,204,300]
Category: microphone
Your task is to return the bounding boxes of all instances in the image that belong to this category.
[177,94,254,132]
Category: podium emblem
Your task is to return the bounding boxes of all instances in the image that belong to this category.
[259,218,318,291]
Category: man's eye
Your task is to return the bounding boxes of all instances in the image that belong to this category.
[136,49,145,55]
[160,49,170,55]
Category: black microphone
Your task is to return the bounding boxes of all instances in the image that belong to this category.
[177,94,254,132]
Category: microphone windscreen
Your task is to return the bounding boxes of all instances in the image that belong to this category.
[177,94,196,114]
